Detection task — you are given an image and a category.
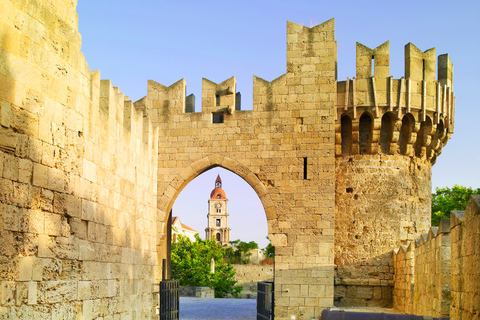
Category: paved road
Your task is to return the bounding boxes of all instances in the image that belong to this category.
[179,297,257,320]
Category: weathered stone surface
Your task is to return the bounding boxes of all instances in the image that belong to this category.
[0,0,159,318]
[0,0,464,319]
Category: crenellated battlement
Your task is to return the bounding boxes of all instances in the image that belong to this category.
[335,42,454,164]
[90,76,158,152]
[137,20,454,167]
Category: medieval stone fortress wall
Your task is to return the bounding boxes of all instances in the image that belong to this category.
[393,196,480,319]
[0,0,478,320]
[0,0,159,318]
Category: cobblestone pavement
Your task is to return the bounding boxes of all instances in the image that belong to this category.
[179,297,257,320]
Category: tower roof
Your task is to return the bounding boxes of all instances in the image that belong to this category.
[211,174,227,199]
[210,188,227,199]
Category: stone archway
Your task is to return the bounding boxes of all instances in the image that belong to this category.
[156,155,278,279]
[141,20,339,319]
[159,155,276,223]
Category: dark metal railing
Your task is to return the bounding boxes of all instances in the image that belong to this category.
[159,280,179,320]
[257,281,274,320]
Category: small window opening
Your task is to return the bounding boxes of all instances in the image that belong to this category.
[216,209,221,213]
[217,194,221,198]
[371,55,375,77]
[216,95,220,106]
[212,113,224,123]
[341,115,352,156]
[346,188,353,193]
[303,157,308,180]
[422,59,426,80]
[216,219,221,227]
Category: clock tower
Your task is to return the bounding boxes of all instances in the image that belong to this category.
[205,175,231,246]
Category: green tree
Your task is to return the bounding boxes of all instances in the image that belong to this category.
[264,236,275,259]
[431,185,480,225]
[171,234,242,298]
[224,240,258,264]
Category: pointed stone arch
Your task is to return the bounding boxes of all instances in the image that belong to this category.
[159,155,275,221]
[156,154,277,278]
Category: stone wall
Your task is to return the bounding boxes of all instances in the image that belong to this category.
[393,219,451,317]
[233,264,274,298]
[0,0,160,318]
[335,155,431,307]
[179,286,214,298]
[450,195,480,319]
[393,196,480,320]
[392,243,415,314]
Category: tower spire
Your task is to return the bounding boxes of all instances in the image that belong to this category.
[215,174,222,189]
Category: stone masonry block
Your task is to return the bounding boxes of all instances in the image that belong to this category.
[39,281,77,304]
[32,163,48,188]
[44,213,62,236]
[0,281,15,306]
[38,234,55,258]
[17,256,37,281]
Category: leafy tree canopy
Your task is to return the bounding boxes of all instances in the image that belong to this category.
[431,185,480,226]
[264,236,275,259]
[171,234,242,298]
[224,240,259,264]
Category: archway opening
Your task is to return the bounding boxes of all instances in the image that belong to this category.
[399,113,415,155]
[359,112,373,154]
[169,167,272,304]
[379,112,395,154]
[415,116,433,157]
[172,167,268,249]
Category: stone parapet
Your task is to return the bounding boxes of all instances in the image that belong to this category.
[450,195,480,320]
[393,218,451,317]
[335,43,454,164]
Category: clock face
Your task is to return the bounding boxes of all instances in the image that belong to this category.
[215,202,222,209]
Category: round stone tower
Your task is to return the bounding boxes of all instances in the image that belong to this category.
[333,42,455,307]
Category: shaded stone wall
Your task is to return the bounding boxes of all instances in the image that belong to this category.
[450,195,480,319]
[393,196,480,320]
[393,219,451,317]
[0,0,159,318]
[412,220,451,317]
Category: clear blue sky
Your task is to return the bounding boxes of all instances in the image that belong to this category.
[77,1,479,248]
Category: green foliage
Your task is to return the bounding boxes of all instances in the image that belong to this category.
[171,234,242,298]
[264,236,275,259]
[224,240,259,264]
[431,185,480,226]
